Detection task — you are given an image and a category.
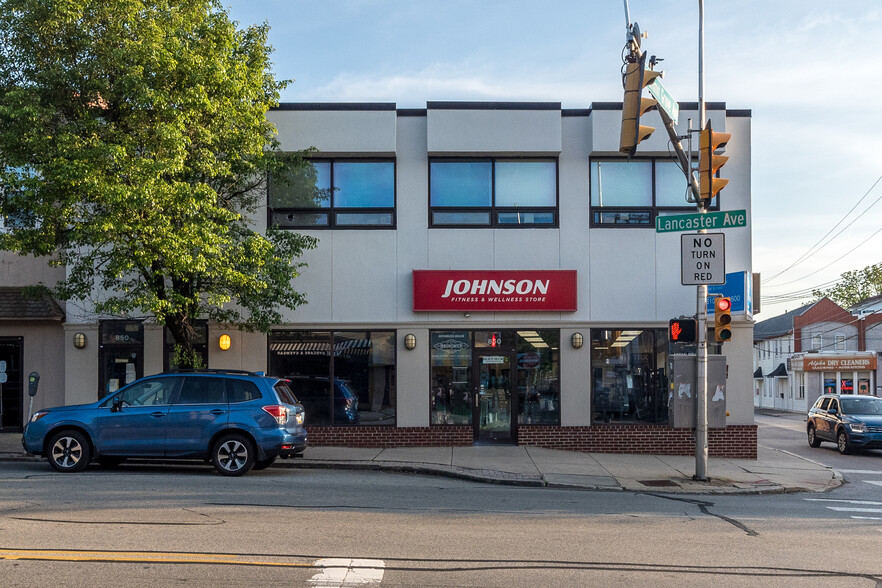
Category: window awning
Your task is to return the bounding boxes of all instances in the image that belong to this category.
[767,363,788,378]
[0,287,64,321]
[753,367,763,378]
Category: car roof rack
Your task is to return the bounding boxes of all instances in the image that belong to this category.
[163,368,264,377]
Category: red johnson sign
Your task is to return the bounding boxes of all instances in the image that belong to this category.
[412,270,577,312]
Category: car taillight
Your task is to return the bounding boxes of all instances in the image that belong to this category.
[262,405,288,425]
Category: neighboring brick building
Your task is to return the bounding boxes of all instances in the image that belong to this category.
[754,297,881,412]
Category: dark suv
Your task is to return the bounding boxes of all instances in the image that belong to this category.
[22,370,307,476]
[807,394,882,454]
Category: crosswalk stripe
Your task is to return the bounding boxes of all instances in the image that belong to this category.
[850,516,882,520]
[865,481,882,487]
[837,470,882,475]
[828,507,882,513]
[805,498,882,506]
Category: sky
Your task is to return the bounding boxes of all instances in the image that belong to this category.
[225,0,882,319]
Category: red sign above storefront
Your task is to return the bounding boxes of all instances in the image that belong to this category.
[412,270,577,312]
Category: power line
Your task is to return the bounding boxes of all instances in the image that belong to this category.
[765,174,882,284]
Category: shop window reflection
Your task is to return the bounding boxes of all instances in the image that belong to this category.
[591,329,668,424]
[516,330,560,425]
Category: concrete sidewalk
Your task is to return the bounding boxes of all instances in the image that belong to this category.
[0,432,841,495]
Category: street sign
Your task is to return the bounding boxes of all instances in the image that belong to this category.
[647,78,679,125]
[0,360,5,373]
[0,373,6,384]
[656,209,747,233]
[707,271,752,317]
[681,233,726,285]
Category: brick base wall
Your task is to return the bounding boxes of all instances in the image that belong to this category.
[517,424,757,459]
[305,426,473,447]
[306,424,757,459]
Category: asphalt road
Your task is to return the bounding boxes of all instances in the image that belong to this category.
[1,418,881,587]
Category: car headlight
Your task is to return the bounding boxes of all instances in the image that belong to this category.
[849,423,867,433]
[295,412,304,425]
[29,411,48,423]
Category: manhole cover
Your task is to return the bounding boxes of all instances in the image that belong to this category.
[637,479,680,487]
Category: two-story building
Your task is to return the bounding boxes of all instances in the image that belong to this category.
[2,100,757,457]
[753,297,881,412]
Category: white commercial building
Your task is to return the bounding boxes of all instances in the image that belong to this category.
[3,101,756,457]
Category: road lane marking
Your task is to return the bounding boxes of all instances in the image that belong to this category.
[0,548,312,568]
[837,470,882,475]
[309,558,385,586]
[805,498,882,506]
[827,507,882,513]
[864,481,882,487]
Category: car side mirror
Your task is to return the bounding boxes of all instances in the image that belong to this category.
[827,407,837,415]
[111,396,122,413]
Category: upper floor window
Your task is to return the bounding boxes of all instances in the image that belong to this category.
[834,334,846,351]
[590,158,717,227]
[811,333,822,351]
[268,159,395,229]
[429,158,557,228]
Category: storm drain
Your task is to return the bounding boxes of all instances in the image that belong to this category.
[637,479,681,487]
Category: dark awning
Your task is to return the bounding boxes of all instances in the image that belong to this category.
[753,367,763,378]
[767,363,788,378]
[0,287,64,321]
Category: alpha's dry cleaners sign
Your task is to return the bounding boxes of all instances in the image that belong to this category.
[412,270,577,312]
[795,355,877,371]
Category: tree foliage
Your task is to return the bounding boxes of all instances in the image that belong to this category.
[812,263,882,309]
[0,0,317,366]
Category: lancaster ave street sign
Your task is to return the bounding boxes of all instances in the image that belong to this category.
[647,78,679,125]
[656,209,747,233]
[681,233,726,285]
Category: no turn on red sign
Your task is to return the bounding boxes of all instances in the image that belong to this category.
[681,233,726,285]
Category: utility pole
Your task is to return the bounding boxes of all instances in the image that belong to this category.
[694,0,709,481]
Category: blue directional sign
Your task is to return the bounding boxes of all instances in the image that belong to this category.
[707,271,752,316]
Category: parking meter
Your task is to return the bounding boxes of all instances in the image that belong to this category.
[26,372,39,424]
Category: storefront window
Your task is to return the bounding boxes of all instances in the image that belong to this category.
[430,331,473,425]
[163,321,208,371]
[268,330,396,426]
[591,328,668,424]
[516,330,560,425]
[823,375,836,394]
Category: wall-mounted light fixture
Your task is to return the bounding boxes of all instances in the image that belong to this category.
[218,334,232,351]
[404,333,417,350]
[571,332,584,349]
[73,332,87,349]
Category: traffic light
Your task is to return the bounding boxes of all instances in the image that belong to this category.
[669,318,697,343]
[699,121,731,206]
[619,51,662,156]
[714,297,733,342]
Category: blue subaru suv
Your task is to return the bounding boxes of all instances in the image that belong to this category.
[22,370,307,476]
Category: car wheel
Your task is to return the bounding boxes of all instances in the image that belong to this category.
[253,456,277,471]
[97,456,127,468]
[807,425,822,448]
[837,430,852,455]
[47,430,92,473]
[212,434,255,476]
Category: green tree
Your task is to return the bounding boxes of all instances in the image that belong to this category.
[0,0,317,367]
[812,263,882,309]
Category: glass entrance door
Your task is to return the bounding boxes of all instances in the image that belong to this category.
[474,351,514,443]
